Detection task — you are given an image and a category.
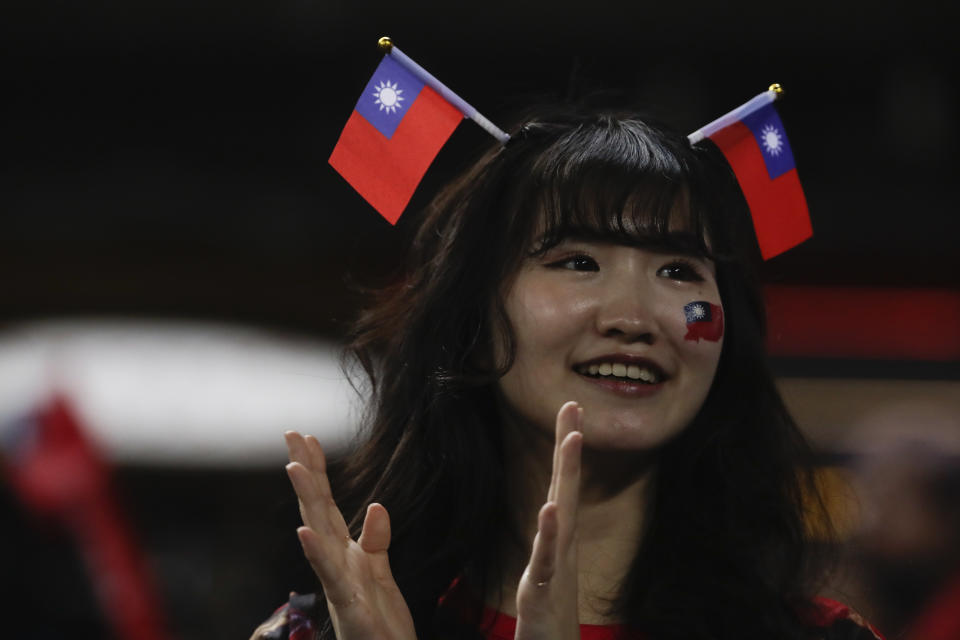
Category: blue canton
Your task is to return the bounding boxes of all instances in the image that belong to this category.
[741,102,796,180]
[354,55,426,139]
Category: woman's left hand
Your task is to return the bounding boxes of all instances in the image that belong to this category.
[514,401,583,640]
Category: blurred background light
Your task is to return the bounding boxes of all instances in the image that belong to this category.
[0,320,357,466]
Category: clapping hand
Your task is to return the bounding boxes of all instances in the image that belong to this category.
[284,431,417,640]
[285,400,582,640]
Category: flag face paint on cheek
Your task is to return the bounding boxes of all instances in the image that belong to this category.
[684,301,724,342]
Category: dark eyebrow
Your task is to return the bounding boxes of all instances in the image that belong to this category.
[532,228,714,260]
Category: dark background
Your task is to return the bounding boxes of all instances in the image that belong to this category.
[3,0,957,334]
[1,1,957,639]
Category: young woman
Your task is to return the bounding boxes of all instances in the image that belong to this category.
[252,107,884,640]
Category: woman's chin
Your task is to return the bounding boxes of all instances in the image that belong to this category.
[576,409,691,453]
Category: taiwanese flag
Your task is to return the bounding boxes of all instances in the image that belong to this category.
[329,54,464,224]
[708,102,812,260]
[684,301,724,342]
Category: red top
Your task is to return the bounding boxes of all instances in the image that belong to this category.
[471,611,638,640]
[250,587,886,640]
[435,577,884,640]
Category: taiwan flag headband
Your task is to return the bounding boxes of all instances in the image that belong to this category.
[330,40,811,259]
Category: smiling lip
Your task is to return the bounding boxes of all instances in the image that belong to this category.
[581,375,665,397]
[572,354,669,397]
[574,354,668,379]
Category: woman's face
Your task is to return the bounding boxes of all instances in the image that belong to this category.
[496,234,724,451]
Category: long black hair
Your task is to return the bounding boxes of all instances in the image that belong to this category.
[323,105,832,639]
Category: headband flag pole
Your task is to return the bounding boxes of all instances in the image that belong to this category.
[687,84,782,145]
[379,38,510,144]
[688,84,813,260]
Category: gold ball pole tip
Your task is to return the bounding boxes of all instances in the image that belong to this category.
[378,37,394,52]
[769,83,784,97]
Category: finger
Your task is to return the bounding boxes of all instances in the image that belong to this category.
[358,503,391,553]
[284,432,343,531]
[523,501,559,588]
[293,434,334,503]
[285,461,327,531]
[286,461,351,540]
[358,503,397,584]
[296,526,356,607]
[303,434,328,475]
[285,430,310,467]
[548,402,579,503]
[554,429,582,550]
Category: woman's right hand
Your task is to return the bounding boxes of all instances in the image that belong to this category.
[284,431,417,640]
[513,401,583,640]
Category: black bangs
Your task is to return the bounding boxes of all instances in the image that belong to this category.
[510,114,717,260]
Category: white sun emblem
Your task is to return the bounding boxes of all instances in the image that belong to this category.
[761,124,784,156]
[372,80,404,114]
[693,304,706,319]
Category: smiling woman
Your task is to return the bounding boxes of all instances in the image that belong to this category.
[251,107,885,640]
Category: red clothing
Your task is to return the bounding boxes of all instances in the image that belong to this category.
[806,597,886,640]
[251,590,886,640]
[465,609,640,640]
[435,578,639,640]
[435,577,884,640]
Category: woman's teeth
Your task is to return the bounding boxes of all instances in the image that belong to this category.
[577,363,660,383]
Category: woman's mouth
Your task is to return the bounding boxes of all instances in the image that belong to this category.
[574,361,665,384]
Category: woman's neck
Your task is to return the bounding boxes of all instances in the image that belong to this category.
[491,417,654,624]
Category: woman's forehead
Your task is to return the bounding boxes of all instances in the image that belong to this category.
[527,197,710,255]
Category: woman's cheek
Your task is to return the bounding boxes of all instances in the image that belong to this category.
[513,288,570,330]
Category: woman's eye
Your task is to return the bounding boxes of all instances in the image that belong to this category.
[549,255,599,271]
[657,261,704,282]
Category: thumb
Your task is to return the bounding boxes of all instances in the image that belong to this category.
[358,502,392,554]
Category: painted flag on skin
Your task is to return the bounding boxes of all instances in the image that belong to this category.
[329,54,464,225]
[703,101,811,260]
[684,301,724,342]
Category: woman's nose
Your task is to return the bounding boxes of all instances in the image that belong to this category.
[594,278,659,344]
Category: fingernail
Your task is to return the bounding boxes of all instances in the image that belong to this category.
[295,527,310,546]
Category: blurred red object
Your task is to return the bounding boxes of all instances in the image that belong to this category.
[0,395,169,640]
[908,571,960,640]
[765,286,960,361]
